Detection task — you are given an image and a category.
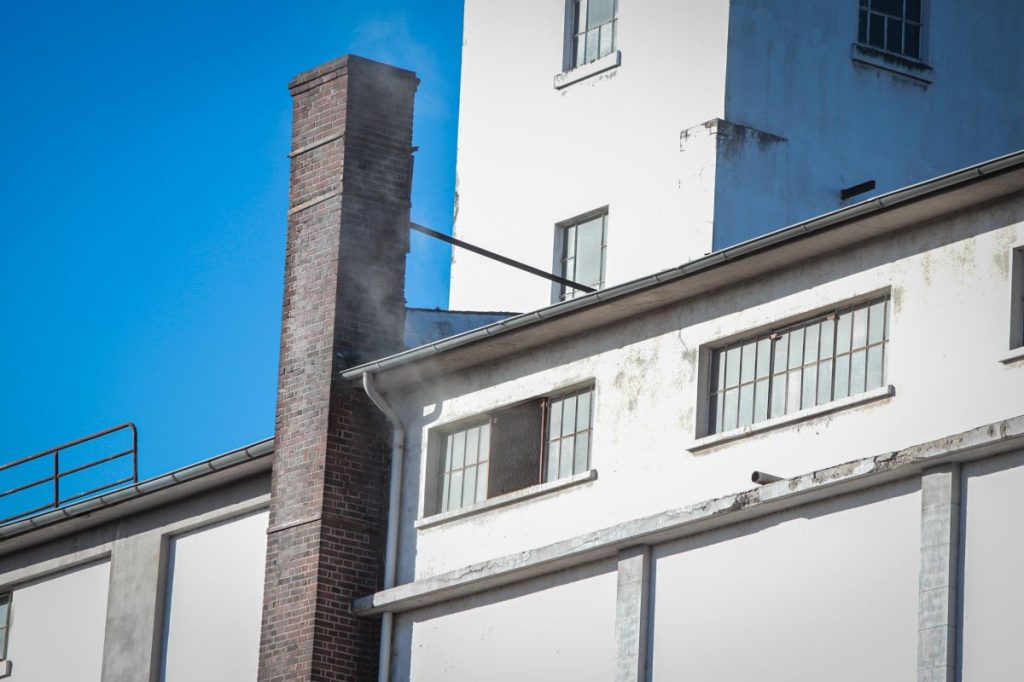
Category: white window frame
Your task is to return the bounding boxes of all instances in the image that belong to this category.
[552,208,608,303]
[0,591,10,666]
[423,383,597,519]
[1003,247,1024,364]
[696,292,893,440]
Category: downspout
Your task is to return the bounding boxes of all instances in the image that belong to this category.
[362,372,404,682]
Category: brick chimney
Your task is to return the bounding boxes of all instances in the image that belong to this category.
[258,55,418,682]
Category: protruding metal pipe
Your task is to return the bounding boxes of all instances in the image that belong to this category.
[751,470,783,485]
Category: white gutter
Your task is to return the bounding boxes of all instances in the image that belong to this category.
[362,372,405,682]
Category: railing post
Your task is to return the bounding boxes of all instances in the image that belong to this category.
[53,449,60,508]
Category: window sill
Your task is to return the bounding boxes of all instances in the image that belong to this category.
[553,51,621,90]
[851,44,932,84]
[686,384,896,452]
[0,660,11,678]
[999,346,1024,365]
[416,469,598,530]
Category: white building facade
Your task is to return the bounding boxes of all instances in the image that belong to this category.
[352,154,1024,681]
[449,0,1024,312]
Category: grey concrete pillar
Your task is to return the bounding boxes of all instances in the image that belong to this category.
[917,464,961,682]
[614,545,651,682]
[100,533,167,682]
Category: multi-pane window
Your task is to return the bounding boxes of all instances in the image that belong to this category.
[571,0,618,68]
[0,592,9,660]
[434,387,595,515]
[559,212,607,301]
[1012,248,1024,349]
[708,296,890,435]
[545,387,594,481]
[438,421,490,514]
[858,0,922,60]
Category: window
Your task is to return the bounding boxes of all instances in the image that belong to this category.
[858,0,922,60]
[558,211,607,302]
[708,296,890,435]
[1011,247,1024,349]
[0,592,9,660]
[570,0,618,69]
[434,386,595,515]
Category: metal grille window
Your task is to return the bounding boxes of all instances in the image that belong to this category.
[545,387,594,481]
[709,296,890,435]
[571,0,618,68]
[858,0,922,60]
[434,386,596,515]
[438,421,490,513]
[560,212,607,301]
[0,592,9,659]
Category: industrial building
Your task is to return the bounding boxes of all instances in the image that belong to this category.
[1,1,1023,681]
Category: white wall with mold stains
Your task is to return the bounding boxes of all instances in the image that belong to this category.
[388,191,1024,583]
[449,0,1024,312]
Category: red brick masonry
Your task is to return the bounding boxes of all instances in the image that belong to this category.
[258,55,418,682]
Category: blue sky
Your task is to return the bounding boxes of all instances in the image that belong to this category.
[0,1,463,493]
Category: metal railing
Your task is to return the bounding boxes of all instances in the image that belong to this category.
[0,423,138,526]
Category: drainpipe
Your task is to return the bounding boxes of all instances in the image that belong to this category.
[362,372,405,682]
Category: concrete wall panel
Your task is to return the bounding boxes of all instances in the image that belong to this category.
[960,449,1024,678]
[159,510,268,682]
[6,560,110,682]
[649,480,921,681]
[395,561,617,682]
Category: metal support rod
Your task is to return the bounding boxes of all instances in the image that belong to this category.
[410,222,596,294]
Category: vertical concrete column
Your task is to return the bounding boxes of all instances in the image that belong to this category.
[614,545,651,682]
[100,533,167,682]
[917,464,961,682]
[258,55,418,682]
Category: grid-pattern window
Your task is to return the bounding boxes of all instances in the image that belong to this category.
[560,212,607,301]
[709,296,890,435]
[858,0,922,59]
[545,387,594,481]
[571,0,618,68]
[1012,248,1024,349]
[0,592,9,659]
[438,421,490,513]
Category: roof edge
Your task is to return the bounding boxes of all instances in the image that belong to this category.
[343,148,1024,382]
[0,437,274,542]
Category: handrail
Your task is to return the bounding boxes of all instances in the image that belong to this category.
[0,423,138,527]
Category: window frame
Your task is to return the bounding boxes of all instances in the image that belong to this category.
[552,208,609,303]
[696,292,893,440]
[856,0,926,63]
[424,383,597,519]
[567,0,619,71]
[0,591,10,662]
[1009,247,1024,351]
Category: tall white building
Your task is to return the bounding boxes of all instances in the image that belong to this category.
[449,0,1024,312]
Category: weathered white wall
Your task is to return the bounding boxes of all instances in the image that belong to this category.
[650,480,920,680]
[6,561,110,682]
[720,0,1024,248]
[394,193,1024,582]
[392,560,617,682]
[450,0,1024,311]
[160,510,269,682]
[450,0,730,311]
[960,449,1024,678]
